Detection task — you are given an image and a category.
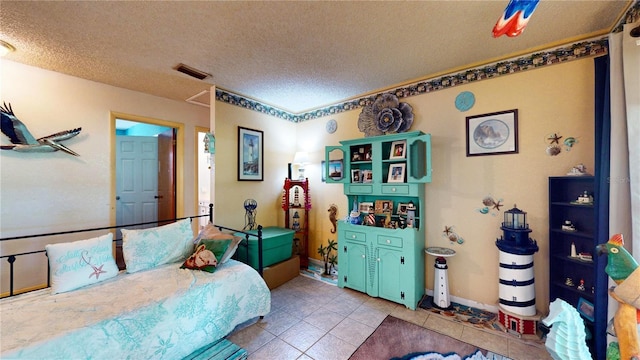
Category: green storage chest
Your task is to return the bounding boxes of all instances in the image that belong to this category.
[235,227,294,270]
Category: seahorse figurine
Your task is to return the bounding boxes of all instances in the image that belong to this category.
[328,204,338,233]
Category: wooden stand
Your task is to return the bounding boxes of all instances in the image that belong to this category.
[282,178,310,268]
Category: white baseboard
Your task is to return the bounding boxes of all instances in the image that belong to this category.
[424,289,500,313]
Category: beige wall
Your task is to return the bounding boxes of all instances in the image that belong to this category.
[212,102,298,230]
[1,56,597,313]
[0,60,209,292]
[295,58,595,312]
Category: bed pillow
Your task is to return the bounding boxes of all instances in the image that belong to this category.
[181,238,232,273]
[122,218,194,273]
[195,223,243,263]
[45,233,119,294]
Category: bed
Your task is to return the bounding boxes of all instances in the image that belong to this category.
[0,208,271,359]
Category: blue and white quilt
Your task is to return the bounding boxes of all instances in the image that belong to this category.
[0,259,270,359]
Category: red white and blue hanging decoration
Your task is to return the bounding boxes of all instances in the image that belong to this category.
[492,0,540,38]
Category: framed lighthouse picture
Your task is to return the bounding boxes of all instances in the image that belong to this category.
[238,127,263,181]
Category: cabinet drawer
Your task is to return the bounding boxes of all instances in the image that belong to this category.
[377,235,403,248]
[381,184,409,195]
[344,230,366,242]
[347,184,374,194]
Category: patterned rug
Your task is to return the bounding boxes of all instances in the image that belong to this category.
[183,338,247,360]
[418,295,503,334]
[350,316,511,360]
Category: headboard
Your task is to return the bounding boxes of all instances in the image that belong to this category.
[0,204,264,297]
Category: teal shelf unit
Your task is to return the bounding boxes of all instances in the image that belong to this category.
[325,131,432,309]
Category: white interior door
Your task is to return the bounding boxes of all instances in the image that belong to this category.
[116,135,159,233]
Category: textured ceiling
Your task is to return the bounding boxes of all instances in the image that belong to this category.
[0,1,632,114]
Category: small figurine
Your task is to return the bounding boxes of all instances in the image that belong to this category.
[570,242,577,257]
[562,220,577,232]
[384,212,392,228]
[365,213,375,226]
[348,210,361,225]
[565,277,575,287]
[567,163,590,176]
[292,211,301,231]
[578,252,593,262]
[576,191,593,205]
[577,279,585,291]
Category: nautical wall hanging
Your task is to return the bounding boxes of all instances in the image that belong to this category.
[442,225,465,245]
[477,195,503,216]
[492,0,540,38]
[1,102,82,156]
[358,94,414,137]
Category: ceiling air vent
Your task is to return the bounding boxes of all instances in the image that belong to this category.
[174,63,210,80]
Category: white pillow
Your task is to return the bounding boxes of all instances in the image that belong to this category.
[46,233,119,294]
[122,218,194,273]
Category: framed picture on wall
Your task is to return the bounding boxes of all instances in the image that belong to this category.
[466,109,518,157]
[238,127,263,181]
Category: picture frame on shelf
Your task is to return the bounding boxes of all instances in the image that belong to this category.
[359,202,374,213]
[397,203,410,215]
[351,169,361,183]
[577,297,594,322]
[389,140,407,159]
[466,109,518,157]
[374,200,393,215]
[238,126,263,181]
[327,159,343,181]
[387,163,406,183]
[362,169,373,183]
[406,209,415,228]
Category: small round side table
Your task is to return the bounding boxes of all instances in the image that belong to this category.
[425,246,456,310]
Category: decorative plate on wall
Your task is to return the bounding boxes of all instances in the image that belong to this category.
[455,91,475,112]
[326,119,337,134]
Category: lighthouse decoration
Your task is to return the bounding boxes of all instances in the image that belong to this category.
[495,205,540,336]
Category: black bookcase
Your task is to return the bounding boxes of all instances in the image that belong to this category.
[548,176,608,358]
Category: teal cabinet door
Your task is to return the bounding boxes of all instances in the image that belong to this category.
[377,247,403,304]
[340,241,367,293]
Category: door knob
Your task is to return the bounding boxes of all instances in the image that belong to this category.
[116,196,120,200]
[155,195,163,199]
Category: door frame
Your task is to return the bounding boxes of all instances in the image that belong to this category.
[110,112,185,227]
[195,126,211,224]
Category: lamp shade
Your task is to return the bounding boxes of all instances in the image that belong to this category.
[293,151,309,165]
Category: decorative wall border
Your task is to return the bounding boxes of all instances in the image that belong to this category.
[215,1,638,123]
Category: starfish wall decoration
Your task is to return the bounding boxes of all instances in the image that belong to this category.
[478,196,504,216]
[442,225,464,244]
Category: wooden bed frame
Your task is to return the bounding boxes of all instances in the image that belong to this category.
[0,204,264,298]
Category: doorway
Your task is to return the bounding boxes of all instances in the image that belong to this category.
[111,112,185,268]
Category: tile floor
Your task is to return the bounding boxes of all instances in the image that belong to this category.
[226,275,552,360]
